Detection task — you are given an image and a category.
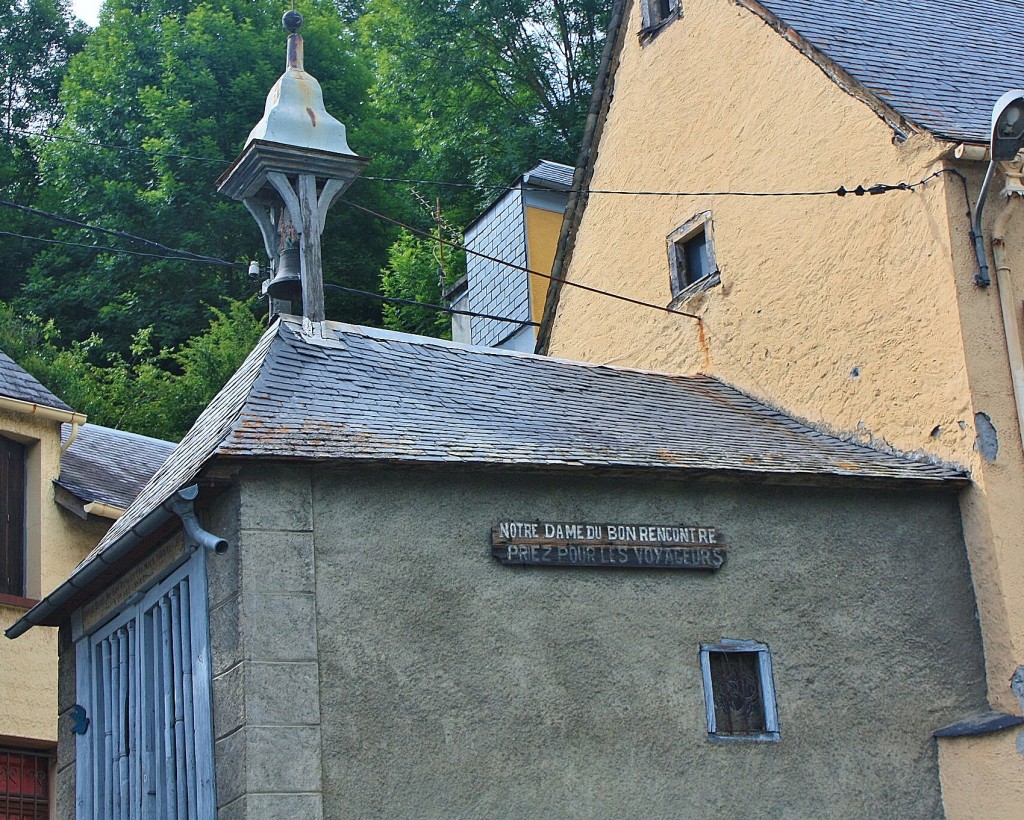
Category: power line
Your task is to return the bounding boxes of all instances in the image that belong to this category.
[0,161,948,329]
[2,126,948,199]
[324,282,536,327]
[1,194,702,323]
[339,197,703,322]
[2,126,231,165]
[1,222,537,328]
[0,198,241,268]
[0,229,231,264]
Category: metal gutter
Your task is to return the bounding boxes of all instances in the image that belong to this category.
[0,395,86,426]
[5,484,225,638]
[83,501,126,520]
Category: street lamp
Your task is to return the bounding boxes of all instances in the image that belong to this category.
[972,89,1024,286]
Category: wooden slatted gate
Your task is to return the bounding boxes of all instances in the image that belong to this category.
[79,556,214,819]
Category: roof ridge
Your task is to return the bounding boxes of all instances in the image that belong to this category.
[282,315,718,382]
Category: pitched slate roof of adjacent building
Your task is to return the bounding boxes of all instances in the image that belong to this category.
[524,160,574,190]
[57,423,175,512]
[752,0,1024,143]
[0,348,73,413]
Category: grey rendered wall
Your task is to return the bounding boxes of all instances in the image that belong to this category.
[291,466,986,819]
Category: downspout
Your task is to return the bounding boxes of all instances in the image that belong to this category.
[5,484,227,639]
[166,485,228,554]
[61,421,81,454]
[990,160,1024,453]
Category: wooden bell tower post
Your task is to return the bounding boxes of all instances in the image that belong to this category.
[217,9,369,323]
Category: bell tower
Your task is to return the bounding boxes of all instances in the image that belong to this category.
[217,8,369,323]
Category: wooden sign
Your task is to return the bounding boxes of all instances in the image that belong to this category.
[491,521,726,570]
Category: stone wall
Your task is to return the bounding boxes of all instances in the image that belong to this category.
[208,470,324,819]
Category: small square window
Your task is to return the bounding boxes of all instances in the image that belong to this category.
[700,639,779,742]
[641,0,681,38]
[667,211,719,301]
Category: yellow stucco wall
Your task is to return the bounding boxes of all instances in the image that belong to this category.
[1,409,108,744]
[525,205,562,327]
[545,0,1024,813]
[939,733,1024,818]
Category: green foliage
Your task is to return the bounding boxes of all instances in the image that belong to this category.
[0,298,265,441]
[379,230,462,338]
[15,0,394,357]
[3,0,611,431]
[0,0,88,299]
[361,0,606,213]
[360,0,608,335]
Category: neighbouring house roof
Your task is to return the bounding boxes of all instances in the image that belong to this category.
[524,160,574,191]
[0,348,74,414]
[56,423,175,515]
[464,159,574,235]
[749,0,1024,143]
[9,315,968,635]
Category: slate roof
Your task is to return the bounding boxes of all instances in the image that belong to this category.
[57,423,175,511]
[524,160,574,190]
[0,348,73,413]
[753,0,1024,143]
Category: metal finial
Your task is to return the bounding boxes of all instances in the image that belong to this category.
[283,9,302,33]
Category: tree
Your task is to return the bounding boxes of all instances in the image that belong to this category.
[0,0,87,300]
[0,298,265,440]
[362,0,606,202]
[360,0,608,335]
[379,230,463,338]
[15,0,398,357]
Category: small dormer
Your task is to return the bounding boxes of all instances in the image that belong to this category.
[460,160,572,351]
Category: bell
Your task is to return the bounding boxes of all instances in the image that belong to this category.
[266,246,302,302]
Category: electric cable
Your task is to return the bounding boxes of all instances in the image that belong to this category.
[0,160,953,329]
[0,228,227,264]
[323,282,536,326]
[2,126,950,199]
[0,198,240,267]
[339,197,703,321]
[1,223,539,327]
[2,126,231,165]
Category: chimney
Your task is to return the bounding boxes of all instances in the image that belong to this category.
[217,9,370,324]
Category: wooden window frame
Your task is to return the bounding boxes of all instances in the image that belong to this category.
[640,0,681,42]
[700,639,780,742]
[667,211,720,304]
[1,434,27,598]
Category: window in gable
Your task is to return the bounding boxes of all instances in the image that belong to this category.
[1,435,26,597]
[640,0,681,40]
[700,639,780,742]
[667,211,719,302]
